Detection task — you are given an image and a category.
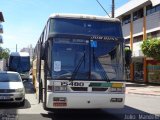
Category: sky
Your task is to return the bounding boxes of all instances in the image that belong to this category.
[0,0,128,52]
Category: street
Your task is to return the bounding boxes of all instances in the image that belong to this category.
[0,79,160,120]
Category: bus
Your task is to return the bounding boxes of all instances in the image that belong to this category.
[32,13,126,111]
[8,52,30,80]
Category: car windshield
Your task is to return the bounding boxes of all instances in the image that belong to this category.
[50,38,124,81]
[0,73,21,82]
[9,56,30,72]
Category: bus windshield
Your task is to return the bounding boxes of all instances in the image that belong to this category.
[49,18,123,37]
[9,56,30,72]
[51,38,124,81]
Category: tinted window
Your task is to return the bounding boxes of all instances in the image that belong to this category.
[122,15,131,25]
[156,4,160,11]
[50,38,124,81]
[146,4,160,16]
[0,73,21,82]
[133,9,143,21]
[9,56,30,72]
[49,18,123,37]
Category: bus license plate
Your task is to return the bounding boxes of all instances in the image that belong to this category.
[0,96,10,100]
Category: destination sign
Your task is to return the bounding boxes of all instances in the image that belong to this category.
[90,36,118,41]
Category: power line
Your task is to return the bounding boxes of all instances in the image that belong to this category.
[96,0,111,17]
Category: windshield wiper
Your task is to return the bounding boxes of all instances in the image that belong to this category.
[71,52,86,80]
[92,52,110,82]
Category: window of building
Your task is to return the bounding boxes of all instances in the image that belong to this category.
[156,4,160,11]
[146,4,160,16]
[125,38,130,44]
[122,15,131,25]
[151,31,158,38]
[133,35,143,43]
[157,31,160,38]
[147,31,160,39]
[133,8,143,21]
[147,5,154,15]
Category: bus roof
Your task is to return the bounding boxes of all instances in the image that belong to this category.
[10,52,30,57]
[49,13,120,22]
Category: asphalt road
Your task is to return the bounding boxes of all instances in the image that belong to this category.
[0,79,160,120]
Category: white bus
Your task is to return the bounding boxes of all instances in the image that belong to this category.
[8,52,30,80]
[33,14,126,111]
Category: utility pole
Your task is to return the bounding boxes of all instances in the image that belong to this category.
[112,0,115,18]
[16,44,17,52]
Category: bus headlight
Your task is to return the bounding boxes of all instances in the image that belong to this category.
[54,86,68,92]
[110,87,125,93]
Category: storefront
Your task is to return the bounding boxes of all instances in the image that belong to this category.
[147,59,160,83]
[134,58,144,81]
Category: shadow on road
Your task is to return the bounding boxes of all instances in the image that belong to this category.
[0,99,31,109]
[23,78,35,94]
[40,105,159,120]
[126,83,149,87]
[126,82,160,88]
[41,109,119,120]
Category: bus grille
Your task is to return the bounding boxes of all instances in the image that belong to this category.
[70,87,108,92]
[0,89,16,93]
[71,87,88,91]
[92,88,108,91]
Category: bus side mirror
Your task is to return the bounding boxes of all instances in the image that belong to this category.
[125,46,132,67]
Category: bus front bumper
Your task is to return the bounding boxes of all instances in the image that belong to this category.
[46,92,125,109]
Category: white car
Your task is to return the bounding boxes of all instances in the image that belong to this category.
[0,71,25,106]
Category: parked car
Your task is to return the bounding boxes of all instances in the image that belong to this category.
[0,71,25,106]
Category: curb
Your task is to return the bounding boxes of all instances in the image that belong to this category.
[126,91,160,96]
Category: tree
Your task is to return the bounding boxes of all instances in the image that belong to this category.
[0,47,10,59]
[141,38,160,60]
[125,48,132,66]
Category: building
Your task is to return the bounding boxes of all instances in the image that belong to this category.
[20,44,34,62]
[115,0,160,83]
[0,11,6,71]
[0,11,4,44]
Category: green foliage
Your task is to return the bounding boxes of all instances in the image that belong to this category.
[125,48,132,66]
[0,47,10,59]
[141,38,160,60]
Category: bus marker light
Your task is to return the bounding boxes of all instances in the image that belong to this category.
[53,97,67,106]
[117,98,123,102]
[54,86,67,92]
[53,97,66,102]
[110,98,123,102]
[110,87,124,93]
[110,98,117,102]
[112,83,123,88]
[53,102,67,107]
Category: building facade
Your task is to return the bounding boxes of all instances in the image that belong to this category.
[20,44,34,62]
[115,0,160,83]
[0,12,4,44]
[0,12,6,71]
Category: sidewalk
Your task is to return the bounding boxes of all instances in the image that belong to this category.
[126,82,160,96]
